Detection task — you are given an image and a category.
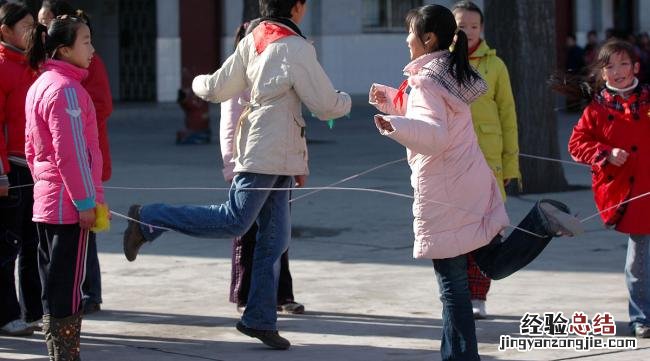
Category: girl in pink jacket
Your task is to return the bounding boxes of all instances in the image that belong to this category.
[370,5,582,360]
[24,14,105,360]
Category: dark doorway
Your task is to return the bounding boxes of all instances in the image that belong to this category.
[118,0,156,101]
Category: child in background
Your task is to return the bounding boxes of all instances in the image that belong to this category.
[370,4,582,360]
[560,40,650,339]
[0,1,42,337]
[452,0,520,319]
[25,14,107,359]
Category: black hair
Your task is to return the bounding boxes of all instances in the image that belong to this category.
[41,0,75,17]
[406,5,480,86]
[259,0,306,18]
[0,2,31,29]
[550,40,640,100]
[451,1,484,24]
[233,18,263,50]
[26,14,88,70]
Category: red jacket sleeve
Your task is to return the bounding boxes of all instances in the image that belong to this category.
[568,105,612,166]
[0,82,9,175]
[82,55,113,181]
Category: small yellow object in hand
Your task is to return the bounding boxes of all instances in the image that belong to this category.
[91,203,111,233]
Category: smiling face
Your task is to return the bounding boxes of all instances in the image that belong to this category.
[454,9,483,50]
[602,51,640,89]
[58,24,94,68]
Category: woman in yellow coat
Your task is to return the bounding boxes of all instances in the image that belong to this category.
[453,1,521,319]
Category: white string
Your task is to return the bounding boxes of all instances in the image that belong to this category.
[289,157,406,203]
[109,210,173,231]
[519,153,590,168]
[579,190,650,223]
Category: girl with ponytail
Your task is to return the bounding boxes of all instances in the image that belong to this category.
[369,4,582,360]
[24,14,108,360]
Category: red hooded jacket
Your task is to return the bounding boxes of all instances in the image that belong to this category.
[569,84,650,233]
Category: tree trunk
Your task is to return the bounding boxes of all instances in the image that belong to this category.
[484,0,569,193]
[243,0,260,21]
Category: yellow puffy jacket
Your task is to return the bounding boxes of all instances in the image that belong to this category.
[469,40,520,199]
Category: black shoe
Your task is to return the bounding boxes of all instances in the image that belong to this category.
[83,300,101,315]
[634,324,650,338]
[236,321,290,350]
[123,205,146,261]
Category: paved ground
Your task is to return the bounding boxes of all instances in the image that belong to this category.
[1,101,649,360]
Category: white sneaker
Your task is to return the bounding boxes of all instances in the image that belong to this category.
[471,300,487,319]
[0,319,34,336]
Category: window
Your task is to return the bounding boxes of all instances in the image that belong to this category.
[362,0,423,32]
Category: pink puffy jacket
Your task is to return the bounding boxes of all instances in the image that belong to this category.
[219,90,250,182]
[25,60,104,224]
[372,51,509,259]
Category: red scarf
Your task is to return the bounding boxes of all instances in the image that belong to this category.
[392,79,409,109]
[252,22,297,54]
[468,40,482,60]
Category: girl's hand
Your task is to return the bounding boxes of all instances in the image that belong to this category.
[375,115,394,132]
[369,84,387,105]
[607,148,629,167]
[294,175,307,188]
[79,208,96,230]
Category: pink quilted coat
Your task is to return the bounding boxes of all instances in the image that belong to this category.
[25,59,104,224]
[372,51,509,259]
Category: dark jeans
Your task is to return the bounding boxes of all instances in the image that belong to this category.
[432,200,557,361]
[230,223,295,306]
[36,223,91,318]
[82,236,102,304]
[0,165,42,325]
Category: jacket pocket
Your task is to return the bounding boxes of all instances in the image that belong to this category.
[478,123,502,135]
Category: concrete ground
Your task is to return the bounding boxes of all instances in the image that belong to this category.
[1,101,648,360]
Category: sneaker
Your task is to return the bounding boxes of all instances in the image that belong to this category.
[83,300,101,315]
[538,200,584,237]
[471,299,487,319]
[0,319,34,336]
[277,301,305,314]
[634,324,650,338]
[123,205,147,261]
[26,318,43,332]
[235,321,290,350]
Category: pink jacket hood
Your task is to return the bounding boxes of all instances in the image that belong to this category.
[25,59,103,224]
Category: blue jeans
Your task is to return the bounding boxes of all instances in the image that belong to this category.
[432,200,557,361]
[626,234,650,330]
[138,172,292,330]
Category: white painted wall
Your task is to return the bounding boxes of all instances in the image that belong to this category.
[156,0,181,102]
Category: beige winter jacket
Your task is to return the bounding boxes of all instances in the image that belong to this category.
[192,21,351,176]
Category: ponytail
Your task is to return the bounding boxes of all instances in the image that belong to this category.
[450,29,480,85]
[25,15,87,70]
[406,5,480,87]
[26,23,49,70]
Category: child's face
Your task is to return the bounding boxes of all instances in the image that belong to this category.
[454,9,483,50]
[406,24,435,61]
[59,24,94,69]
[602,51,639,89]
[0,14,35,51]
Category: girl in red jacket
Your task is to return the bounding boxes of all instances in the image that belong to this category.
[0,2,42,337]
[564,40,650,339]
